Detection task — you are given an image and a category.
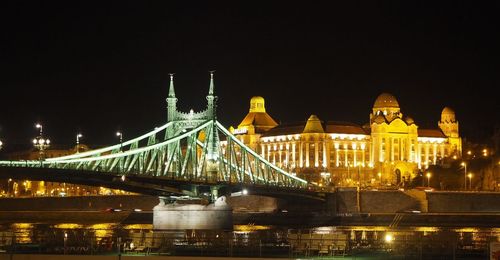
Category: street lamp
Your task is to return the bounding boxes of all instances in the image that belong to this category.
[426,172,431,187]
[76,133,83,153]
[116,131,123,150]
[461,162,467,190]
[35,123,43,135]
[7,178,12,197]
[33,124,50,161]
[378,172,382,185]
[0,140,3,150]
[64,232,68,254]
[116,131,123,172]
[467,173,473,190]
[356,163,361,188]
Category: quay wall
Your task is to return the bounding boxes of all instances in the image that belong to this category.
[0,195,159,211]
[427,191,500,212]
[332,189,500,213]
[0,195,283,213]
[1,191,499,214]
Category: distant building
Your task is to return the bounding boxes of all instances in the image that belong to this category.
[230,94,462,187]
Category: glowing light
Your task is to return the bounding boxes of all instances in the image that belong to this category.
[55,223,83,229]
[233,128,248,135]
[233,225,272,232]
[242,189,248,195]
[385,233,393,243]
[123,224,152,230]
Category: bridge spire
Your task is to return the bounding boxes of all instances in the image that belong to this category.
[208,70,215,95]
[167,73,178,122]
[168,73,176,98]
[206,70,217,119]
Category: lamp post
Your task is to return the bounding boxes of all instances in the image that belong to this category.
[461,162,467,190]
[76,133,82,153]
[7,178,12,197]
[467,173,473,190]
[357,163,361,188]
[33,123,50,161]
[116,131,123,150]
[378,172,382,186]
[426,172,431,187]
[36,123,43,135]
[116,131,123,172]
[64,232,68,254]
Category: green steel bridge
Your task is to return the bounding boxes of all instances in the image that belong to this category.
[0,73,322,200]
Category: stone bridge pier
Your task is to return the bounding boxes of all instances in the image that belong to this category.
[153,196,233,230]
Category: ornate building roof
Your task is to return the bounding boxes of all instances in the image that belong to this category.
[261,118,368,137]
[373,92,400,108]
[418,129,446,138]
[237,96,278,133]
[303,115,324,133]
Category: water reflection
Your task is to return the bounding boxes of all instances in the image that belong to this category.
[0,222,498,258]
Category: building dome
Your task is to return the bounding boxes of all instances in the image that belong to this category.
[373,93,400,109]
[249,96,266,113]
[441,106,456,122]
[303,115,324,133]
[441,106,455,116]
[237,96,278,134]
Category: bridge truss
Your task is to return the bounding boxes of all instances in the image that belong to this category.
[0,120,307,189]
[0,72,309,192]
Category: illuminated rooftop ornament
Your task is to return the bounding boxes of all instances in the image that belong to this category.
[249,96,266,113]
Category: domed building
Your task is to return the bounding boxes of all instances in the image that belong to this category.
[231,93,462,187]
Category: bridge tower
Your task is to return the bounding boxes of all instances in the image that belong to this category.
[165,71,218,128]
[165,71,220,178]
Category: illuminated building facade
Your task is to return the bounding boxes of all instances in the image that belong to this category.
[231,94,462,187]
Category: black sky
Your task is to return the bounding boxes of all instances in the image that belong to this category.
[0,1,498,150]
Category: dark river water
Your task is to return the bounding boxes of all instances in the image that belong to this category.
[1,220,499,259]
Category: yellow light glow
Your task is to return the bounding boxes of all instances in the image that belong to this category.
[453,227,479,233]
[234,225,272,232]
[385,233,393,243]
[414,227,439,232]
[123,224,152,230]
[55,223,83,229]
[12,223,33,229]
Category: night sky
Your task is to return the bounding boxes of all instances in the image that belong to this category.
[0,1,498,151]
